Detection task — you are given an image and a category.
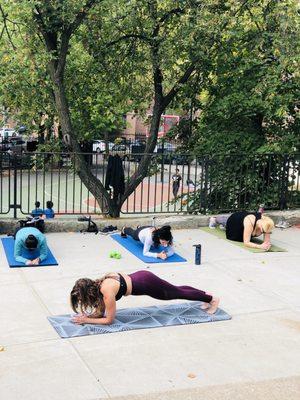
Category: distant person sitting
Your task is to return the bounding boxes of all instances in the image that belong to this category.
[14,227,48,265]
[31,201,44,217]
[44,200,55,219]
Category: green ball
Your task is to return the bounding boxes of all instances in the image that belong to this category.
[114,252,121,259]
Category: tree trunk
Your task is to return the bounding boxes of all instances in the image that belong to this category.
[50,71,114,215]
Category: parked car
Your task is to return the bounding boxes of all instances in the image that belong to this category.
[154,142,190,165]
[8,137,27,153]
[0,128,16,139]
[92,140,114,153]
[123,141,146,162]
[0,151,33,169]
[154,141,176,154]
[112,144,129,153]
[0,139,10,152]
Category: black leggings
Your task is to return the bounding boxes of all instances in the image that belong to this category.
[124,226,151,241]
[128,270,213,303]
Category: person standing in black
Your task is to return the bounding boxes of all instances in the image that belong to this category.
[172,168,182,198]
[104,154,125,203]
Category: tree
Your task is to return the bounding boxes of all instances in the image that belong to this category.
[1,0,278,216]
[178,0,300,155]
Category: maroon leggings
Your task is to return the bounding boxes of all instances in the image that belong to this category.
[128,270,212,303]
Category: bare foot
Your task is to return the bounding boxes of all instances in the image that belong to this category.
[206,297,220,314]
[200,303,210,310]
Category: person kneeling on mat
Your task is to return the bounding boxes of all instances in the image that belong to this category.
[209,211,274,251]
[121,225,174,260]
[71,270,220,326]
[14,227,48,265]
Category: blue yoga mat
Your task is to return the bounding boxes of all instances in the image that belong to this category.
[48,302,231,338]
[110,233,187,263]
[1,237,58,268]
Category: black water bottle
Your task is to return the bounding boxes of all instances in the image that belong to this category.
[193,244,202,265]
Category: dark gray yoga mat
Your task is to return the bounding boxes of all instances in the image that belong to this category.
[48,302,231,338]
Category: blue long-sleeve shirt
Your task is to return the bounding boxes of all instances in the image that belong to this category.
[43,208,55,218]
[14,227,48,264]
[138,228,175,258]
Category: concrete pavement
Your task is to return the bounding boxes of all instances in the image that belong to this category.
[0,226,299,400]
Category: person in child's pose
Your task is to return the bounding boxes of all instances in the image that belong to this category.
[121,225,174,260]
[14,227,48,265]
[31,201,44,217]
[44,200,55,219]
[71,270,220,325]
[209,211,274,251]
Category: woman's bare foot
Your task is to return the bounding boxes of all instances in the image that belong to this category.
[206,297,220,314]
[200,303,210,310]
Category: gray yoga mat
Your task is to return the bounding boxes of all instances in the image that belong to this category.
[48,302,232,338]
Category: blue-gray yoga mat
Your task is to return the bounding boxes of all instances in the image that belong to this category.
[110,233,187,263]
[1,237,58,267]
[48,302,231,338]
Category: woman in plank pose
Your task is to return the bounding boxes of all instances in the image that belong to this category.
[121,225,174,260]
[209,211,274,251]
[71,270,220,325]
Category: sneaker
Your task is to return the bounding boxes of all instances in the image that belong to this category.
[121,226,127,238]
[209,217,217,229]
[108,225,118,232]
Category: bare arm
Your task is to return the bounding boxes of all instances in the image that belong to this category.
[243,216,271,251]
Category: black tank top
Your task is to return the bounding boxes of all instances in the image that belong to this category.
[226,211,261,242]
[103,273,127,301]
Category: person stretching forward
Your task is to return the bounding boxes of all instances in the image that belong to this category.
[14,227,48,265]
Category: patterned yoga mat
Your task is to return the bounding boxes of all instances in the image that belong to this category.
[48,302,231,338]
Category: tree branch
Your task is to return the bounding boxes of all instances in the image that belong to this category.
[34,5,58,54]
[69,0,101,34]
[0,4,17,50]
[163,64,196,108]
[245,4,264,33]
[56,0,102,78]
[158,8,185,24]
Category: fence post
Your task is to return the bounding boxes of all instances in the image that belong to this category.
[202,156,209,214]
[279,154,289,210]
[10,154,20,218]
[160,140,165,182]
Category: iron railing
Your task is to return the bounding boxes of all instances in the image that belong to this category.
[0,151,299,217]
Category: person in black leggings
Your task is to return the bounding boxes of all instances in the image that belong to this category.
[121,225,174,259]
[71,270,220,325]
[210,211,274,251]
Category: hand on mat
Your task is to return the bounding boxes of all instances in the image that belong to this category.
[260,241,271,251]
[157,251,167,260]
[31,258,40,265]
[72,314,89,325]
[26,260,34,266]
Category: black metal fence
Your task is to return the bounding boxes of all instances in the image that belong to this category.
[0,151,299,217]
